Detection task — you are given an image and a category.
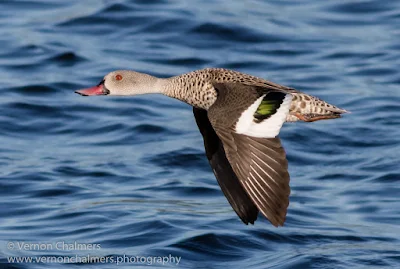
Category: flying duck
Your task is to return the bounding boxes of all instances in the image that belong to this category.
[75,68,347,226]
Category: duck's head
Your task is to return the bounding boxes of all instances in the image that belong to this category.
[75,70,160,96]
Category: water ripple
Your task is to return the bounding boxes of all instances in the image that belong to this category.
[0,0,399,268]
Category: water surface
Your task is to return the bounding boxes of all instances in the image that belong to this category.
[0,0,399,268]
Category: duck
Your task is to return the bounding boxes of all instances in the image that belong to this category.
[75,68,347,226]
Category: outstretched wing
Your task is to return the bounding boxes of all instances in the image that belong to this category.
[208,82,291,226]
[214,129,290,226]
[193,107,258,224]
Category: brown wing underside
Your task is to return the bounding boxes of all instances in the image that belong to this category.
[215,129,290,226]
[193,107,258,224]
[207,82,291,226]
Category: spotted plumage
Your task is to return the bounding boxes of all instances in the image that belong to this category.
[163,68,346,123]
[76,67,348,226]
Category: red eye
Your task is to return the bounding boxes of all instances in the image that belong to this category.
[115,74,123,81]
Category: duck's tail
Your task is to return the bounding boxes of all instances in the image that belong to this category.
[286,93,348,122]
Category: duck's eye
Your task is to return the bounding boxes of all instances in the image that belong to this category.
[115,74,123,81]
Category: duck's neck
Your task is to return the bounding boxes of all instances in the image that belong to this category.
[159,72,218,110]
[134,70,217,110]
[123,73,168,95]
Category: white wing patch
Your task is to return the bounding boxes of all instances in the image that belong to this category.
[235,94,292,138]
[235,95,265,134]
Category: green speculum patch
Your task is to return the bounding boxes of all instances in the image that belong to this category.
[254,92,286,123]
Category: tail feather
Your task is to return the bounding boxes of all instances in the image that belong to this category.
[286,93,348,122]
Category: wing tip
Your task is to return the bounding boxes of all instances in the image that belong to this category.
[269,215,287,227]
[238,208,259,225]
[262,200,289,227]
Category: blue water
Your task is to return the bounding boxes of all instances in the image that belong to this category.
[1,1,399,268]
